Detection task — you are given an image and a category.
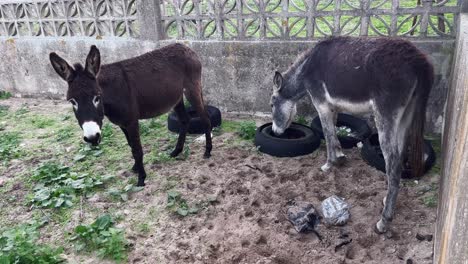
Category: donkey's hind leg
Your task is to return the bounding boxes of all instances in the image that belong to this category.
[316,105,345,171]
[184,82,212,158]
[170,99,190,157]
[373,108,410,233]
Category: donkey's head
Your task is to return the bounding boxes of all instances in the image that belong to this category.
[49,46,103,146]
[270,71,297,136]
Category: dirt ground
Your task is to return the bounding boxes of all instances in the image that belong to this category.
[0,98,439,263]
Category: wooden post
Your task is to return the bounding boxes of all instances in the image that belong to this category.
[433,13,468,264]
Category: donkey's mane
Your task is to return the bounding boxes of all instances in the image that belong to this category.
[283,47,314,79]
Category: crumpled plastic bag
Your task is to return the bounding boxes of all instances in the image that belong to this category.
[321,195,350,226]
[286,201,320,233]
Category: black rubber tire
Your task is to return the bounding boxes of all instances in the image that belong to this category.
[310,113,371,149]
[254,122,321,157]
[167,105,222,134]
[360,133,436,179]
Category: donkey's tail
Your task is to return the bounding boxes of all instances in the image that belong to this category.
[408,60,434,178]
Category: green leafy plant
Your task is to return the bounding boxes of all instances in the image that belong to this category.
[236,121,257,140]
[107,184,144,202]
[30,116,55,129]
[0,132,21,164]
[139,118,165,136]
[0,105,9,118]
[295,116,308,125]
[56,127,74,142]
[0,91,12,100]
[73,144,103,162]
[0,222,64,264]
[70,214,128,261]
[14,106,29,116]
[166,190,199,217]
[29,162,113,208]
[336,126,353,137]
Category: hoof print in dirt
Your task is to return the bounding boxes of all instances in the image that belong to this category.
[360,133,436,178]
[321,195,350,226]
[310,113,371,149]
[416,233,433,242]
[167,105,222,134]
[286,201,320,234]
[255,122,320,157]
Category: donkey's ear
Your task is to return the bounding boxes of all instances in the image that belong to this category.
[49,52,75,82]
[273,71,283,89]
[85,45,101,78]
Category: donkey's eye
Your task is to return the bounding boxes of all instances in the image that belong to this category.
[93,96,101,108]
[69,98,78,110]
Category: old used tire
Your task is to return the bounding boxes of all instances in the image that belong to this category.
[254,122,321,157]
[360,133,436,179]
[310,113,371,149]
[167,105,222,134]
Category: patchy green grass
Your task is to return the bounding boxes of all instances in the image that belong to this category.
[70,214,128,262]
[0,221,65,263]
[0,131,22,164]
[421,194,438,208]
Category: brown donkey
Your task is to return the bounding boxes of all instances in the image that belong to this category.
[50,43,212,186]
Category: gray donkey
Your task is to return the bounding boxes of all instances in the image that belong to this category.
[270,36,433,233]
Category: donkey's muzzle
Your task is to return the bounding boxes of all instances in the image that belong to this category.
[83,133,101,146]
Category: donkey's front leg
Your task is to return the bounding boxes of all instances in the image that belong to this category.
[317,107,345,171]
[121,124,146,187]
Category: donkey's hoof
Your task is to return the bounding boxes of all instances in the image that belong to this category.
[321,163,332,172]
[335,154,347,165]
[203,152,211,159]
[169,149,182,157]
[136,181,146,187]
[374,219,387,234]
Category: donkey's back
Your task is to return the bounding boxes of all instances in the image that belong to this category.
[99,43,202,118]
[303,37,433,106]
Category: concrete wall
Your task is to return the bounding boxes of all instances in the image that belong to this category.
[0,37,454,133]
[434,13,468,264]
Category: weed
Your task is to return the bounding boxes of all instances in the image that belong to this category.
[147,148,174,164]
[136,223,150,234]
[0,132,21,164]
[0,91,12,100]
[56,126,75,142]
[236,121,257,140]
[101,123,114,140]
[295,116,308,125]
[30,116,55,129]
[220,120,241,133]
[107,184,144,202]
[70,214,128,262]
[15,106,29,116]
[0,105,9,118]
[73,144,104,162]
[336,126,353,137]
[421,194,438,208]
[29,162,114,208]
[166,190,199,217]
[0,221,64,263]
[140,118,165,136]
